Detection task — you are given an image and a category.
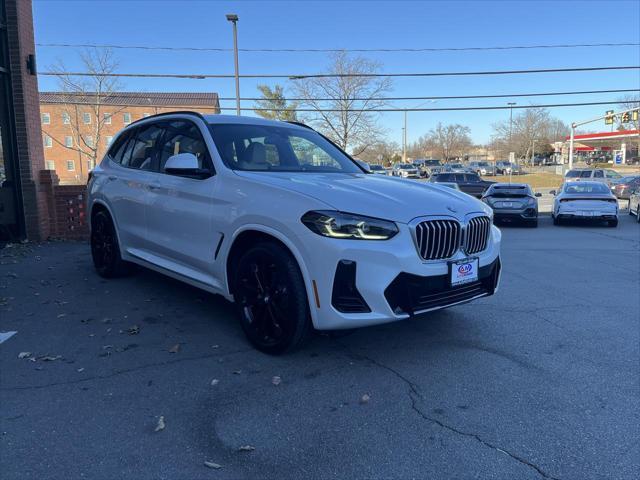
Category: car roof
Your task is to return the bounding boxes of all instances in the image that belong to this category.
[204,114,308,130]
[490,183,528,188]
[563,181,606,187]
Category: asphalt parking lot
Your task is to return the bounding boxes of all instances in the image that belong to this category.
[1,215,639,480]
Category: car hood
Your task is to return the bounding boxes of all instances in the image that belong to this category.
[234,172,488,223]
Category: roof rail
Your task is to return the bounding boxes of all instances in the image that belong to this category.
[128,110,208,126]
[285,120,314,130]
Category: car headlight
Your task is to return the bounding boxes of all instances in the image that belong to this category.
[301,211,399,240]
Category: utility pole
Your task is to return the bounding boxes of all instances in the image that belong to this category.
[226,14,240,115]
[402,110,407,163]
[508,102,516,148]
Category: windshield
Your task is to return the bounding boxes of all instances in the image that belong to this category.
[566,170,585,178]
[398,164,415,169]
[425,160,441,166]
[369,165,384,170]
[208,123,362,173]
[564,183,610,194]
[449,163,463,168]
[478,162,490,166]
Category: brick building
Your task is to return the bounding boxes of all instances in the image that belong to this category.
[39,92,220,184]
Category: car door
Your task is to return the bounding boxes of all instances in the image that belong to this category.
[102,123,164,252]
[143,119,223,287]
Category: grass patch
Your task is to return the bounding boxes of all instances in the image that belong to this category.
[483,172,563,189]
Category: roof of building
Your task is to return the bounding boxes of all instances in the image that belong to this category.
[40,91,220,110]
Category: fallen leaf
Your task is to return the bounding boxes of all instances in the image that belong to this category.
[40,355,62,362]
[360,394,370,404]
[204,461,222,469]
[168,344,180,354]
[238,445,255,452]
[271,376,282,386]
[233,370,242,375]
[211,344,219,349]
[155,416,165,432]
[56,313,67,318]
[210,379,219,386]
[77,368,85,372]
[127,325,140,335]
[102,345,114,350]
[18,352,32,359]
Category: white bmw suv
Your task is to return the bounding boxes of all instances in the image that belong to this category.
[88,112,501,354]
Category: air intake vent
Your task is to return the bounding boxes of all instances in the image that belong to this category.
[464,216,491,254]
[415,220,462,260]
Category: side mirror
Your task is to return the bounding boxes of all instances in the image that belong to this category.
[535,192,542,197]
[164,153,211,178]
[549,190,556,196]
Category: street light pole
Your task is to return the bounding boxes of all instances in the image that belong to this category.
[403,110,407,163]
[226,14,240,116]
[508,102,516,146]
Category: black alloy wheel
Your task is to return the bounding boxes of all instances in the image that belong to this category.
[234,242,312,354]
[91,211,129,278]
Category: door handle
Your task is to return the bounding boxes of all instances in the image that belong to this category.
[148,184,161,191]
[108,175,117,181]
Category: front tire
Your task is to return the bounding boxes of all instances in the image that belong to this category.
[233,242,312,354]
[90,210,131,278]
[607,219,618,228]
[553,215,561,226]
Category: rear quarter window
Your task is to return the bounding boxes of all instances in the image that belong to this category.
[107,131,132,164]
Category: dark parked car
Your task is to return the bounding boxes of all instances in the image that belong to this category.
[481,183,541,227]
[430,172,495,198]
[610,175,640,199]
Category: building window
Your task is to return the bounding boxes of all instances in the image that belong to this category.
[62,112,70,124]
[85,135,94,147]
[123,112,131,124]
[66,160,75,171]
[41,112,50,124]
[46,160,55,170]
[87,160,94,171]
[143,113,150,118]
[105,136,113,146]
[103,113,112,124]
[83,112,91,124]
[44,135,52,148]
[65,136,73,148]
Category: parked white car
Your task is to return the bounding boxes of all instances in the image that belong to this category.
[629,187,640,223]
[87,113,502,353]
[552,181,619,227]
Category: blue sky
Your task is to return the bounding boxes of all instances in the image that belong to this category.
[33,0,640,145]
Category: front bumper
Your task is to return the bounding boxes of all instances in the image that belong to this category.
[298,223,502,330]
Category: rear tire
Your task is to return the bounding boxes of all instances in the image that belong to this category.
[607,219,618,228]
[90,210,131,278]
[233,241,313,355]
[553,215,560,226]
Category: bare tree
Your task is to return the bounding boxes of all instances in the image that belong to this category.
[44,49,125,178]
[490,107,568,161]
[353,140,400,166]
[253,84,298,121]
[293,52,391,156]
[417,123,473,161]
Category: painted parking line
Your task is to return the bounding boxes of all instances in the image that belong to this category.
[0,331,17,344]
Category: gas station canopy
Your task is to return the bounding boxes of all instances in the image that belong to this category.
[567,129,639,150]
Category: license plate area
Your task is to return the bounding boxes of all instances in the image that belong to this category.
[449,258,479,287]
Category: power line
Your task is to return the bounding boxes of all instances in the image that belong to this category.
[218,88,640,102]
[35,42,640,53]
[41,99,639,112]
[39,65,640,80]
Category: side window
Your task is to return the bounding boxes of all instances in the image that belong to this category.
[593,170,604,178]
[453,174,465,183]
[464,173,480,182]
[158,120,213,173]
[108,131,132,164]
[121,124,164,170]
[580,170,593,178]
[438,173,453,182]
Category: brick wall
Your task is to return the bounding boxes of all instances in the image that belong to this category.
[5,0,50,240]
